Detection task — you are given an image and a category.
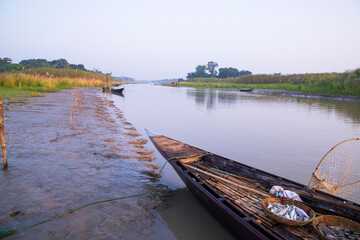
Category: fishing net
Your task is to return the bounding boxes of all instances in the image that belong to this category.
[308,138,360,198]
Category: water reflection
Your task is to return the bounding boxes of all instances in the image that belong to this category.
[186,88,360,124]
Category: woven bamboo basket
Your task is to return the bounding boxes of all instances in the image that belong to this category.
[312,215,360,240]
[262,198,316,226]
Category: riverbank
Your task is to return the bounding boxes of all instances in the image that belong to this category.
[0,88,173,239]
[179,82,360,102]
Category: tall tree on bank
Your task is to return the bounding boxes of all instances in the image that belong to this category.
[187,61,252,79]
[0,57,23,72]
[218,68,252,78]
[218,67,240,78]
[0,58,12,66]
[207,61,218,77]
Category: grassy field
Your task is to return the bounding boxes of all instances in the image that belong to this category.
[0,73,104,98]
[181,70,360,96]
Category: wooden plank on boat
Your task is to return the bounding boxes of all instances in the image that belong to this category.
[152,136,206,159]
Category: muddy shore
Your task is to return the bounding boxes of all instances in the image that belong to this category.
[0,88,173,239]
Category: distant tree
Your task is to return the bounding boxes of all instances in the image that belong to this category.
[187,65,210,78]
[355,68,360,79]
[50,58,69,68]
[0,57,24,73]
[207,61,218,77]
[218,67,240,78]
[0,57,12,66]
[77,64,86,71]
[20,59,50,68]
[195,65,208,77]
[274,73,281,75]
[239,70,252,76]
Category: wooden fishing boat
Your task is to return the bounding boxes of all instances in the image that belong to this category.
[102,87,124,95]
[146,129,360,239]
[240,88,254,92]
[111,87,124,95]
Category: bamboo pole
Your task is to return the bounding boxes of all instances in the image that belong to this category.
[0,100,8,169]
[70,70,77,129]
[185,164,271,198]
[76,68,82,108]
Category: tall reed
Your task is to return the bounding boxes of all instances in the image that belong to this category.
[0,73,103,98]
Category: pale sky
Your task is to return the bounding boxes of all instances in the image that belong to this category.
[1,0,359,80]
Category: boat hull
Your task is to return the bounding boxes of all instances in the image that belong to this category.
[240,88,254,92]
[168,158,274,239]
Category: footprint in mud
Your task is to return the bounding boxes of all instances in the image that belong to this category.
[93,152,132,159]
[123,132,141,137]
[128,138,148,145]
[110,145,122,153]
[136,156,155,161]
[104,138,115,142]
[135,150,154,155]
[133,145,144,149]
[129,142,146,148]
[9,210,21,217]
[141,170,162,179]
[144,163,158,170]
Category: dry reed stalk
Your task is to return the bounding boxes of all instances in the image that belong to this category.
[0,100,7,169]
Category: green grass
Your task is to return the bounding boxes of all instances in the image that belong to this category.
[0,88,43,98]
[0,73,104,98]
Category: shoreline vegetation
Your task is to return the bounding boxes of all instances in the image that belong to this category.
[0,71,104,98]
[179,61,360,97]
[181,70,360,96]
[0,57,112,98]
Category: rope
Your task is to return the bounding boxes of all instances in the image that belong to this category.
[193,158,228,177]
[207,167,229,177]
[0,152,211,238]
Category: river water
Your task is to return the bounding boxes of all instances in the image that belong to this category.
[111,83,360,238]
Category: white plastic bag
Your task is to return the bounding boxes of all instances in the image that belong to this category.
[270,185,302,202]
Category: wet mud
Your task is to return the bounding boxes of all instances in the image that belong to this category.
[0,88,173,239]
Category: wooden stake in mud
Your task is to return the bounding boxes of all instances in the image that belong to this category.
[70,69,78,129]
[0,100,8,169]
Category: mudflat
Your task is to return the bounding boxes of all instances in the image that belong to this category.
[0,88,172,239]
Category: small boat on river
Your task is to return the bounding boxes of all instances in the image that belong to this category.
[102,87,124,96]
[146,129,360,239]
[240,88,254,92]
[111,87,124,96]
